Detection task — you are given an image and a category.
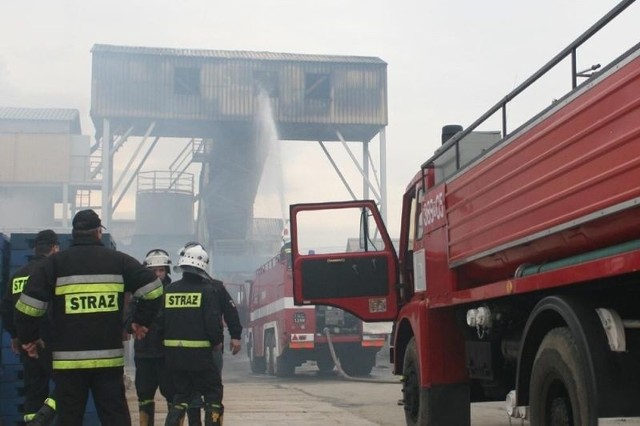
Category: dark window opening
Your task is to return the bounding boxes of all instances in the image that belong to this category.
[305,73,331,100]
[254,71,279,98]
[174,67,200,95]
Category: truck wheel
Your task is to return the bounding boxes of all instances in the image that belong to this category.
[529,327,593,426]
[265,334,276,376]
[340,352,375,376]
[249,336,266,374]
[276,355,296,377]
[402,337,425,426]
[317,356,335,373]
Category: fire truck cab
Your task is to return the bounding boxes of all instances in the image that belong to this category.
[246,242,388,377]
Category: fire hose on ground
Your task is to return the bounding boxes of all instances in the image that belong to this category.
[324,327,400,384]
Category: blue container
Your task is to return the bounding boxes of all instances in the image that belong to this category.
[35,233,115,250]
[9,250,34,269]
[1,346,20,365]
[7,234,38,251]
[0,413,24,425]
[0,380,24,399]
[2,330,14,346]
[56,233,73,251]
[0,233,9,293]
[0,364,24,383]
[0,395,24,416]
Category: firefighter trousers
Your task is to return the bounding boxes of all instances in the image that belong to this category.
[185,351,224,426]
[135,356,173,404]
[168,365,223,424]
[53,366,131,426]
[21,348,54,419]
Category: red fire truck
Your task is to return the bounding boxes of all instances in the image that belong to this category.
[246,243,388,377]
[289,1,640,424]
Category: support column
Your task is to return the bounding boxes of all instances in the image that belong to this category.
[379,127,387,223]
[362,140,370,200]
[101,118,112,228]
[62,183,69,228]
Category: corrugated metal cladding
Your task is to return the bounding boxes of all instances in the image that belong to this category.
[0,107,81,134]
[91,44,387,127]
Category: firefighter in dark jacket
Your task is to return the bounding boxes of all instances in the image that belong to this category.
[15,209,163,426]
[126,249,175,426]
[187,276,242,426]
[160,242,224,426]
[0,229,60,426]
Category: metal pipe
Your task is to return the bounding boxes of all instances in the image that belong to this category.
[516,239,640,277]
[323,328,398,384]
[337,131,381,201]
[318,141,357,200]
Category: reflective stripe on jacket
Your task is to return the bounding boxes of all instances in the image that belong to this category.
[161,272,222,371]
[15,235,162,370]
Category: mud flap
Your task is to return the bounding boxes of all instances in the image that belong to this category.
[420,383,470,425]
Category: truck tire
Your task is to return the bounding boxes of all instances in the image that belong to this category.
[249,335,266,374]
[339,351,375,376]
[402,337,426,426]
[266,333,276,376]
[317,356,335,373]
[276,354,295,377]
[529,327,594,426]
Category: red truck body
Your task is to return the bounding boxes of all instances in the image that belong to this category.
[246,246,387,377]
[289,2,640,424]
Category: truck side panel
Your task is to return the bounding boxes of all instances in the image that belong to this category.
[447,50,640,286]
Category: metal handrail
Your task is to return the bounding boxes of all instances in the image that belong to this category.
[421,0,637,171]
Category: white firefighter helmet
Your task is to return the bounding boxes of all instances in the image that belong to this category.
[143,249,171,268]
[176,242,209,272]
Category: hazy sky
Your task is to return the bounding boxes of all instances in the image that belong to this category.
[1,0,638,237]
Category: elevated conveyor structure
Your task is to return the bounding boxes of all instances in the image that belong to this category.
[90,45,388,263]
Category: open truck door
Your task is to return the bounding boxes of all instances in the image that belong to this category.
[290,200,399,322]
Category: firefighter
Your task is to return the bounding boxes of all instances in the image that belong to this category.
[0,229,60,426]
[160,242,224,426]
[126,249,175,426]
[186,273,242,426]
[15,209,163,426]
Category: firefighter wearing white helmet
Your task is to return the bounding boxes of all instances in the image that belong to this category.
[169,243,243,426]
[127,249,174,426]
[144,249,172,270]
[161,243,227,426]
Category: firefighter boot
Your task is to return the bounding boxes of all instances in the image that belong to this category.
[165,404,187,426]
[204,403,223,426]
[26,398,56,426]
[139,401,155,426]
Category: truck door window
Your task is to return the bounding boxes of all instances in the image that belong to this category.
[414,186,424,241]
[295,206,385,255]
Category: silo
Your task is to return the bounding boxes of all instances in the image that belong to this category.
[135,171,194,235]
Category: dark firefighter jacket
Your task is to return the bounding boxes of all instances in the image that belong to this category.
[124,274,172,359]
[160,272,223,371]
[0,255,50,341]
[15,235,163,370]
[211,279,243,341]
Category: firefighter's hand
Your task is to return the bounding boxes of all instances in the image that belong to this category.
[131,323,149,340]
[22,339,44,359]
[230,338,241,355]
[11,338,21,354]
